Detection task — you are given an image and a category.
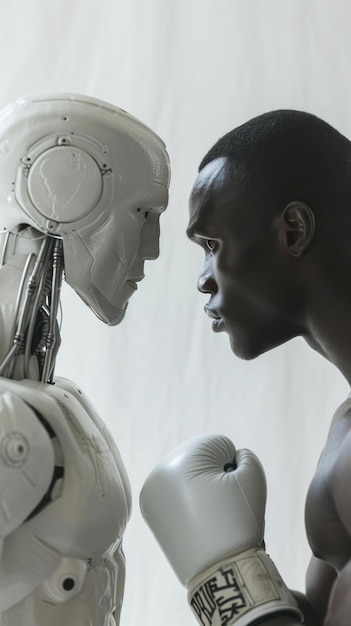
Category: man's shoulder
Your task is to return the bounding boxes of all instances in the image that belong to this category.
[328,406,351,537]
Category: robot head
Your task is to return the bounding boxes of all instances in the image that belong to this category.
[0,93,170,324]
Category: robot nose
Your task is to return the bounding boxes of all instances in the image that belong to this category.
[139,213,160,260]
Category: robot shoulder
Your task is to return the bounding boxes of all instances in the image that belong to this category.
[0,389,55,538]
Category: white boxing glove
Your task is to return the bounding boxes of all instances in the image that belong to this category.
[140,434,303,626]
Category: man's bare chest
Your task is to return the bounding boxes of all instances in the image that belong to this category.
[305,397,351,571]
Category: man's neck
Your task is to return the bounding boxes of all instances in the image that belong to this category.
[304,286,351,385]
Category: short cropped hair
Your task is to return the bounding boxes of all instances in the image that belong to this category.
[199,110,351,231]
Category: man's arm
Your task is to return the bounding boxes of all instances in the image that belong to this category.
[219,562,336,626]
[324,560,351,625]
[303,556,337,624]
[321,430,351,625]
[140,434,304,626]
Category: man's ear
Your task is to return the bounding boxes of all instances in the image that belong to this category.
[277,201,315,257]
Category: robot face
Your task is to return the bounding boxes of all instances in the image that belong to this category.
[64,204,166,325]
[0,94,171,324]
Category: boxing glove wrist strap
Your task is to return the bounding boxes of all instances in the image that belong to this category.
[187,547,303,626]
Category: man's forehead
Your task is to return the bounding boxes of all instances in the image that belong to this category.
[187,157,233,236]
[190,157,230,197]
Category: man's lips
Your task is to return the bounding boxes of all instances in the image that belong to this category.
[204,305,224,332]
[204,304,220,320]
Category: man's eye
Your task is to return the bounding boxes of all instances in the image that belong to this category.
[206,239,216,251]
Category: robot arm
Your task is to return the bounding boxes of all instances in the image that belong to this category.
[0,390,55,539]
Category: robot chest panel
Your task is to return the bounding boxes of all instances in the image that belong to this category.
[1,378,131,559]
[35,398,130,557]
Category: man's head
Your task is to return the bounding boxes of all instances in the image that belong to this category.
[187,110,351,358]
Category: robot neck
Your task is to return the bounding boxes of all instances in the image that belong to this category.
[0,226,63,383]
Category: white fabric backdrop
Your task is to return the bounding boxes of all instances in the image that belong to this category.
[0,1,350,624]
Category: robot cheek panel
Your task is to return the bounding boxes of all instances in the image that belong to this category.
[61,136,170,326]
[63,207,164,326]
[0,94,171,326]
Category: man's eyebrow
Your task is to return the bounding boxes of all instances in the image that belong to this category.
[186,222,196,239]
[186,221,205,240]
[186,213,212,240]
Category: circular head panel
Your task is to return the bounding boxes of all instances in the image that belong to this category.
[27,145,103,223]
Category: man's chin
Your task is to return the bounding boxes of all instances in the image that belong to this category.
[228,334,263,361]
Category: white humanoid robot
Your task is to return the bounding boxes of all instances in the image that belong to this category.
[0,93,170,625]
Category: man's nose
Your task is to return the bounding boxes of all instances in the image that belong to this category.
[197,257,217,294]
[139,213,160,260]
